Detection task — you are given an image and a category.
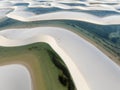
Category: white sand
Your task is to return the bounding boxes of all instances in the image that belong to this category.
[0,0,119,25]
[7,10,120,25]
[0,0,120,90]
[0,64,32,90]
[0,27,120,90]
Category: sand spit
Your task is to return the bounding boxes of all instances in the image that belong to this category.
[6,10,120,25]
[0,27,120,90]
[0,64,32,90]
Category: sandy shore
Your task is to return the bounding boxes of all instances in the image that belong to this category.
[0,64,32,90]
[0,0,120,90]
[58,24,120,65]
[0,0,120,25]
[0,27,120,90]
[7,11,120,25]
[0,34,89,90]
[0,53,47,90]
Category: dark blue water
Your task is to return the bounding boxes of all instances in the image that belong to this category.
[70,10,120,17]
[25,7,63,14]
[60,3,87,7]
[14,3,29,6]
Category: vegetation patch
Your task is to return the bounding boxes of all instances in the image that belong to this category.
[0,42,76,90]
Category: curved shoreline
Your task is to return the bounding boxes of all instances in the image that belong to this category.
[0,64,32,90]
[0,27,120,90]
[1,0,120,25]
[0,34,89,90]
[58,23,120,65]
[6,11,120,25]
[0,1,120,90]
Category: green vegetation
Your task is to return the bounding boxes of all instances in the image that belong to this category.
[0,42,76,90]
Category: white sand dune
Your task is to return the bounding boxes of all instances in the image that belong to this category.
[0,1,120,90]
[0,27,120,90]
[0,64,32,90]
[0,0,120,25]
[7,11,120,25]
